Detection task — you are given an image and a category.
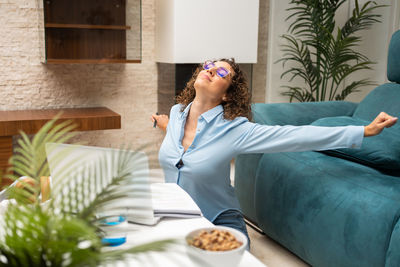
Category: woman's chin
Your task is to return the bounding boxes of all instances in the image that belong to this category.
[194,79,206,88]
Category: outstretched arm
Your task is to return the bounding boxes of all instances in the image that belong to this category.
[364,112,398,137]
[151,113,169,132]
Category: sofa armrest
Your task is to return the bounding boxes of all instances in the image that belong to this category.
[234,153,262,224]
[252,101,358,126]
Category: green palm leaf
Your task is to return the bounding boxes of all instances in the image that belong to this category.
[335,79,375,100]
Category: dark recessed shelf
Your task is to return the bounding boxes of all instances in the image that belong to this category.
[46,59,141,64]
[45,23,131,30]
[42,0,141,64]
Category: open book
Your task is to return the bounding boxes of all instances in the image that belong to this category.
[151,183,203,219]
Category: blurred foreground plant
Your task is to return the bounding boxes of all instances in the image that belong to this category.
[0,117,174,267]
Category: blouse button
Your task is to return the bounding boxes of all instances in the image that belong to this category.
[176,160,184,169]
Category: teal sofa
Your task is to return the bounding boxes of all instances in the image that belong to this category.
[235,30,400,267]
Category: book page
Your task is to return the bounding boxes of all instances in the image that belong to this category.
[151,183,202,217]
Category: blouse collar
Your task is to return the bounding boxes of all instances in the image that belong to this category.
[180,102,224,123]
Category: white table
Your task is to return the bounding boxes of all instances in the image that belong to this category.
[106,217,267,267]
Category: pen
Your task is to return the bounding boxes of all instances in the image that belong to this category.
[153,112,159,128]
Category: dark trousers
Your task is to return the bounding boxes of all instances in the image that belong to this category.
[212,209,250,250]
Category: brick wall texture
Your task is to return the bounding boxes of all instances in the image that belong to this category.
[1,0,269,168]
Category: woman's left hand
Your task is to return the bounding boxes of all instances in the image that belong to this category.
[151,113,169,132]
[364,112,398,137]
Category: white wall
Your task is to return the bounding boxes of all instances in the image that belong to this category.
[266,0,400,103]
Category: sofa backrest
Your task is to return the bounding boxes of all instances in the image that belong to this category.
[387,30,400,83]
[353,83,400,123]
[353,30,400,122]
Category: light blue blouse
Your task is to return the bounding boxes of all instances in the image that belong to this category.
[158,103,364,222]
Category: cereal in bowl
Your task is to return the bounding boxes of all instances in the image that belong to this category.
[188,229,243,251]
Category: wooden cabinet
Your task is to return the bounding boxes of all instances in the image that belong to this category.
[41,0,141,64]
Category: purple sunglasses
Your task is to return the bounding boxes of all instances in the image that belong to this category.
[203,61,230,78]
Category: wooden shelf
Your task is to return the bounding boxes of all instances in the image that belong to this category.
[0,107,121,137]
[0,137,12,170]
[0,136,13,187]
[45,23,131,30]
[46,59,141,64]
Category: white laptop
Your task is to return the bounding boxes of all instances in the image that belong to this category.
[46,143,160,225]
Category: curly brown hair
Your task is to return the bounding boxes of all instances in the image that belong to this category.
[176,58,252,121]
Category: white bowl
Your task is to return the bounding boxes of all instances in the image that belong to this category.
[185,226,247,267]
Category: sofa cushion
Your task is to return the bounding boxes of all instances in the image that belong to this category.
[311,116,400,170]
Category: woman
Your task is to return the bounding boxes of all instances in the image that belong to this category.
[151,58,397,248]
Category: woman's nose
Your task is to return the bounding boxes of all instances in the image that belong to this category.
[207,68,216,76]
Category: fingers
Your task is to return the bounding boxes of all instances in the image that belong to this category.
[152,114,168,119]
[382,117,398,128]
[365,112,398,137]
[376,112,387,123]
[151,114,167,120]
[151,114,169,131]
[151,113,162,123]
[158,114,168,119]
[376,112,398,128]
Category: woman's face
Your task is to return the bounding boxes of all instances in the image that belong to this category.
[194,61,234,103]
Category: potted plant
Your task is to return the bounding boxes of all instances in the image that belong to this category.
[0,118,174,267]
[278,0,386,102]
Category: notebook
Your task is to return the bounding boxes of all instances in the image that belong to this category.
[151,183,202,218]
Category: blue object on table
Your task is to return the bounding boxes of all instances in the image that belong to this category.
[101,236,127,247]
[100,215,127,247]
[101,215,126,226]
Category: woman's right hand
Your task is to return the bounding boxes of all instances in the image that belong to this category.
[364,112,398,137]
[151,113,169,132]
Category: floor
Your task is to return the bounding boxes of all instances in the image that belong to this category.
[149,168,309,267]
[247,225,309,266]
